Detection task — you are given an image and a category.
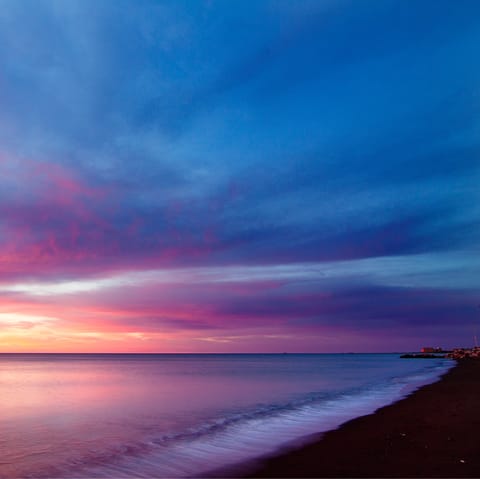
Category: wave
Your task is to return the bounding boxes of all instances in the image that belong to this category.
[31,359,453,478]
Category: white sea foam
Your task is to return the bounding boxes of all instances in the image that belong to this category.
[63,360,452,478]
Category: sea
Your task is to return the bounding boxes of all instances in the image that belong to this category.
[0,353,452,478]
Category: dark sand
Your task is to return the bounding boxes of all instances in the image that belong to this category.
[243,360,480,478]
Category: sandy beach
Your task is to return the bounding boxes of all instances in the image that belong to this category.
[243,360,480,478]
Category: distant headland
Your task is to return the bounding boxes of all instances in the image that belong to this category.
[401,346,480,359]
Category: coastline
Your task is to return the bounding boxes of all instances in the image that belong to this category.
[237,360,480,478]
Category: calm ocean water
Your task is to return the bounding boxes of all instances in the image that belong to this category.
[0,353,452,478]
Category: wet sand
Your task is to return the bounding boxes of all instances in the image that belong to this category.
[243,360,480,478]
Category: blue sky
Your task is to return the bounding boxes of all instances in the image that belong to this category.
[0,0,478,352]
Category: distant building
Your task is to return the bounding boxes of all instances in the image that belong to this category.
[421,347,443,353]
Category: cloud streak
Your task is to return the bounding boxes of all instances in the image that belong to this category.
[0,0,478,351]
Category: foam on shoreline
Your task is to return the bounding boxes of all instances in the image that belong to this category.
[59,360,452,478]
[244,360,480,478]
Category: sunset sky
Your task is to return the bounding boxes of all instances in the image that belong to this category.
[0,0,479,352]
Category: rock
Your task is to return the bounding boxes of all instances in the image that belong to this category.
[446,347,480,360]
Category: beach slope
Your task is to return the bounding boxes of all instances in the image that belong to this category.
[246,360,480,478]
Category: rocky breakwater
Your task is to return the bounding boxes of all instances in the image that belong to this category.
[400,353,446,359]
[446,347,480,360]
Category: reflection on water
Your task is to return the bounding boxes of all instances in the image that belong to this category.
[0,354,452,477]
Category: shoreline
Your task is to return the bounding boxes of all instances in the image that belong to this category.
[233,360,480,478]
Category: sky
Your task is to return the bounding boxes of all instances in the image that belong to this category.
[0,0,479,353]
